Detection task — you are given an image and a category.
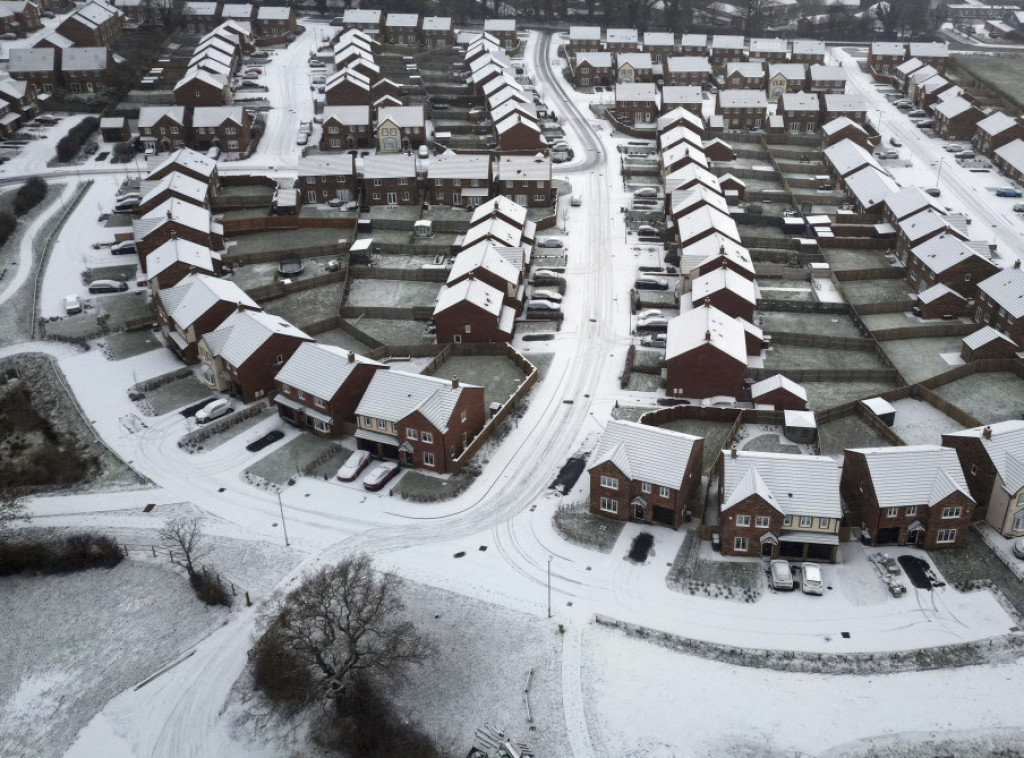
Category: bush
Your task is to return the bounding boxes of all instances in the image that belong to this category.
[13,178,47,216]
[54,117,100,163]
[189,569,232,607]
[111,141,135,163]
[249,622,316,713]
[0,533,124,576]
[55,136,80,163]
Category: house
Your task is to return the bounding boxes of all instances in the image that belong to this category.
[588,420,704,529]
[174,68,230,107]
[842,446,974,549]
[915,283,967,320]
[723,62,765,90]
[932,96,984,140]
[665,163,722,196]
[675,204,740,248]
[767,63,807,100]
[974,111,1024,157]
[993,138,1024,184]
[191,106,254,154]
[274,344,387,437]
[139,106,189,153]
[433,278,515,344]
[962,326,1019,361]
[255,6,296,40]
[709,34,745,71]
[145,148,219,187]
[748,37,788,63]
[137,171,210,215]
[421,17,453,49]
[383,13,419,46]
[297,153,356,205]
[567,25,602,56]
[60,47,111,94]
[320,105,371,150]
[661,86,703,116]
[496,154,551,208]
[8,48,57,93]
[133,198,223,266]
[495,113,546,151]
[790,39,826,65]
[687,266,756,321]
[719,449,842,561]
[340,8,382,35]
[821,116,871,149]
[428,151,492,208]
[574,52,614,88]
[823,93,866,124]
[882,185,945,226]
[616,52,654,84]
[182,1,220,33]
[56,0,122,47]
[198,310,313,404]
[34,32,74,54]
[686,234,755,281]
[100,116,129,143]
[144,237,221,290]
[605,27,639,53]
[657,105,704,137]
[155,273,258,364]
[664,56,711,87]
[750,374,808,411]
[943,421,1024,535]
[780,92,821,134]
[909,41,949,72]
[716,90,769,130]
[823,138,881,179]
[808,65,846,94]
[717,173,745,200]
[643,31,676,64]
[678,33,707,57]
[844,166,900,214]
[894,57,926,91]
[354,371,485,474]
[975,264,1024,344]
[219,4,253,24]
[669,183,728,223]
[867,41,906,76]
[362,153,418,206]
[483,18,517,51]
[0,0,40,31]
[465,195,535,249]
[324,69,371,106]
[375,105,426,152]
[914,74,954,110]
[905,233,995,296]
[665,304,747,399]
[447,243,521,302]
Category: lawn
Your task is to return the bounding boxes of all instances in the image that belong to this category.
[425,354,529,410]
[932,372,1024,426]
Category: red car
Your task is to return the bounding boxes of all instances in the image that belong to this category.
[363,461,400,491]
[336,450,371,482]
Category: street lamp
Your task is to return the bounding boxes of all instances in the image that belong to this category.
[547,555,553,618]
[935,156,946,187]
[277,489,290,546]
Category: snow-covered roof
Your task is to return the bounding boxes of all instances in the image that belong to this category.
[483,18,516,32]
[606,27,638,44]
[947,420,1024,495]
[870,41,906,57]
[821,116,864,137]
[434,277,504,318]
[717,90,768,109]
[781,92,820,112]
[672,185,729,217]
[918,282,964,305]
[490,98,537,125]
[376,105,424,130]
[323,105,370,126]
[356,369,477,432]
[665,163,721,194]
[576,51,614,68]
[895,57,925,76]
[462,216,523,249]
[134,198,213,241]
[146,148,218,181]
[644,31,675,47]
[784,410,817,429]
[679,34,707,48]
[160,273,257,330]
[62,47,108,72]
[851,445,970,509]
[933,96,975,119]
[995,139,1024,175]
[690,266,756,305]
[661,124,703,152]
[448,242,519,287]
[963,325,1017,350]
[900,209,957,244]
[471,195,528,229]
[256,6,291,20]
[823,93,865,112]
[275,342,383,401]
[823,138,881,177]
[496,154,550,182]
[146,237,216,279]
[792,39,825,56]
[139,171,209,207]
[615,82,658,103]
[385,12,418,27]
[70,0,120,28]
[362,153,416,180]
[174,67,227,92]
[844,166,900,210]
[911,233,989,275]
[884,185,944,221]
[662,86,703,106]
[749,37,787,54]
[38,32,73,49]
[768,63,807,80]
[909,42,949,58]
[978,266,1024,319]
[657,106,703,135]
[495,113,542,136]
[191,106,248,128]
[429,150,491,181]
[676,206,740,245]
[568,25,601,41]
[422,16,451,32]
[297,153,355,177]
[205,310,310,368]
[809,64,846,82]
[589,419,702,489]
[663,143,708,170]
[977,111,1018,137]
[8,48,55,74]
[220,4,253,19]
[665,56,710,73]
[751,374,808,402]
[722,451,841,518]
[711,34,745,50]
[666,304,747,364]
[342,8,382,25]
[183,1,218,16]
[617,52,654,70]
[727,61,765,79]
[325,68,370,92]
[919,75,951,95]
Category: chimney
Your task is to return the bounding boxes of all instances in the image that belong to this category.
[348,351,355,363]
[730,444,737,459]
[983,425,992,439]
[1015,259,1021,270]
[452,375,459,389]
[705,330,711,341]
[166,209,173,220]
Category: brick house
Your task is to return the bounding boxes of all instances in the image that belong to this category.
[483,18,517,51]
[867,41,906,76]
[842,446,974,549]
[354,371,485,474]
[428,151,492,208]
[905,233,994,296]
[975,264,1024,343]
[932,96,984,140]
[324,69,371,107]
[661,86,703,116]
[174,68,230,107]
[821,117,871,149]
[60,47,111,94]
[723,62,765,90]
[155,273,258,364]
[574,52,614,87]
[145,237,221,291]
[790,39,826,65]
[974,112,1024,158]
[320,105,371,150]
[913,75,954,110]
[844,166,900,214]
[422,17,453,48]
[605,27,639,54]
[882,185,945,227]
[447,243,521,303]
[133,198,223,268]
[567,25,602,57]
[720,449,842,561]
[822,93,866,124]
[615,82,659,124]
[0,0,40,31]
[687,267,756,322]
[375,105,426,152]
[665,304,747,399]
[993,139,1024,184]
[780,91,821,134]
[808,65,847,94]
[139,106,189,153]
[8,48,56,94]
[297,153,356,205]
[588,420,704,529]
[909,41,949,73]
[643,31,676,64]
[219,4,254,25]
[961,326,1018,361]
[616,52,654,84]
[496,154,551,208]
[57,1,122,47]
[362,153,418,206]
[274,343,387,437]
[748,37,788,63]
[709,34,745,71]
[750,374,808,411]
[664,56,710,87]
[100,116,130,143]
[767,63,807,100]
[255,6,296,40]
[340,8,382,35]
[182,1,220,33]
[137,171,210,215]
[495,113,546,151]
[145,148,220,187]
[198,310,313,404]
[716,90,768,130]
[894,57,926,91]
[678,33,707,57]
[191,106,255,153]
[384,13,419,45]
[915,283,967,320]
[943,421,1024,535]
[432,278,515,344]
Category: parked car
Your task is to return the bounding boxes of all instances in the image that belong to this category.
[801,563,824,595]
[895,100,912,110]
[237,81,262,90]
[417,144,429,159]
[640,333,667,347]
[296,132,309,146]
[309,59,326,68]
[637,308,663,321]
[1013,204,1024,213]
[88,279,128,294]
[1013,537,1024,559]
[531,269,564,283]
[110,241,136,256]
[337,450,372,482]
[64,294,82,315]
[877,150,898,160]
[535,237,564,249]
[916,119,934,129]
[245,68,262,75]
[527,298,562,312]
[769,559,794,591]
[889,136,902,146]
[924,187,941,197]
[195,398,233,424]
[113,198,139,214]
[908,109,927,118]
[363,461,400,491]
[633,187,658,198]
[635,276,669,291]
[996,187,1023,198]
[570,194,582,207]
[532,288,563,303]
[311,76,326,85]
[945,144,965,153]
[0,32,16,41]
[637,317,668,332]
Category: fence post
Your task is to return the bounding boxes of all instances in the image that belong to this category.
[151,545,156,558]
[245,591,252,606]
[231,582,236,596]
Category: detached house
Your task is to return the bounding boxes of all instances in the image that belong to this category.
[495,113,546,151]
[994,139,1024,184]
[61,47,112,94]
[932,96,984,140]
[255,6,296,40]
[808,65,847,94]
[183,1,220,33]
[8,48,57,93]
[720,450,842,562]
[723,62,765,90]
[274,343,387,437]
[709,35,745,71]
[944,421,1024,536]
[780,92,821,134]
[447,243,522,303]
[614,82,659,124]
[144,237,221,291]
[133,198,223,266]
[354,371,485,474]
[868,41,906,76]
[823,93,866,124]
[383,13,419,45]
[567,25,602,57]
[717,90,768,130]
[340,8,382,35]
[297,153,356,205]
[432,278,515,344]
[643,31,676,64]
[174,68,230,107]
[574,51,614,88]
[664,56,711,87]
[665,304,747,399]
[605,27,639,54]
[842,446,974,548]
[616,52,654,84]
[321,105,371,150]
[155,273,259,364]
[767,63,807,100]
[57,1,122,47]
[191,106,255,154]
[975,264,1024,344]
[588,420,705,529]
[790,39,826,65]
[496,154,551,208]
[428,151,492,208]
[961,326,1019,361]
[422,17,454,49]
[483,18,517,51]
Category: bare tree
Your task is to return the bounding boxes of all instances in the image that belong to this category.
[253,554,431,706]
[0,488,28,538]
[159,515,209,577]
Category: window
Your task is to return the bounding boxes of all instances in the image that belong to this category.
[422,432,433,444]
[1013,510,1024,532]
[799,516,812,528]
[660,486,670,498]
[937,529,957,544]
[942,506,962,519]
[460,409,467,422]
[328,126,338,134]
[307,190,316,203]
[887,507,899,518]
[783,515,792,527]
[464,324,471,333]
[600,475,618,490]
[736,514,751,527]
[424,452,435,466]
[533,194,546,201]
[296,390,304,400]
[376,419,387,430]
[406,428,418,440]
[641,482,651,494]
[734,537,748,552]
[313,418,330,432]
[225,127,236,135]
[819,518,831,530]
[600,497,618,514]
[754,515,770,528]
[313,397,325,408]
[372,193,380,200]
[227,141,238,150]
[402,192,410,201]
[971,464,978,475]
[398,178,408,186]
[373,179,382,186]
[170,126,179,134]
[906,506,916,517]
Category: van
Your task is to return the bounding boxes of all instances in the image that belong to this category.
[88,279,129,294]
[64,295,82,315]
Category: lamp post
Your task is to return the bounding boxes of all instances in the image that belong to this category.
[277,489,290,546]
[547,555,553,618]
[935,156,946,187]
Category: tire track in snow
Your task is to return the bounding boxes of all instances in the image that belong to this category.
[561,622,598,758]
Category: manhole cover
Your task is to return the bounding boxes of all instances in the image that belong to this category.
[479,546,487,552]
[841,632,851,639]
[454,551,466,559]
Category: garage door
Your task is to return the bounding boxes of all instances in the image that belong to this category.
[652,506,674,526]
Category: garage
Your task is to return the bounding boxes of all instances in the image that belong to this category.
[652,505,675,526]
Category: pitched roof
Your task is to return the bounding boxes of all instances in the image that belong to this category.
[781,91,820,112]
[918,282,964,305]
[139,171,209,207]
[174,67,227,92]
[191,106,248,128]
[429,150,491,180]
[844,166,900,210]
[665,56,710,73]
[933,96,974,119]
[977,111,1018,137]
[362,153,416,179]
[275,342,384,400]
[884,185,945,220]
[615,82,658,102]
[568,25,602,41]
[723,467,782,513]
[146,148,218,180]
[376,105,424,129]
[160,273,257,330]
[821,116,865,136]
[62,47,109,72]
[721,451,841,517]
[978,266,1024,318]
[717,89,768,108]
[576,51,613,68]
[204,310,310,367]
[911,233,990,274]
[824,138,881,177]
[809,64,846,81]
[617,52,654,70]
[8,48,55,74]
[751,374,808,401]
[589,419,702,490]
[323,105,371,126]
[963,325,1017,350]
[995,139,1024,174]
[433,277,505,319]
[768,63,807,80]
[448,242,519,287]
[676,205,740,245]
[422,16,451,31]
[356,369,478,432]
[726,61,766,78]
[690,266,756,305]
[900,209,958,244]
[666,304,747,364]
[849,445,971,508]
[471,195,528,228]
[946,421,1024,495]
[146,238,216,279]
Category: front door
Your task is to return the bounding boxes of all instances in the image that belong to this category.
[907,527,923,545]
[633,502,645,521]
[761,540,773,557]
[383,137,398,152]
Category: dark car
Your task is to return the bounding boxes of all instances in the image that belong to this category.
[635,277,669,291]
[363,461,400,491]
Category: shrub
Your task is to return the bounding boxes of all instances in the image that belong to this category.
[54,117,100,163]
[0,532,124,576]
[189,569,232,607]
[55,136,80,163]
[13,178,47,216]
[249,622,316,713]
[111,141,135,163]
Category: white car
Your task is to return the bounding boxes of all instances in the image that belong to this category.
[640,333,666,347]
[769,559,794,591]
[801,563,823,595]
[535,238,564,249]
[637,309,663,322]
[1013,537,1024,560]
[64,294,82,315]
[532,288,563,303]
[633,187,658,198]
[531,269,564,282]
[195,399,233,424]
[296,133,309,146]
[336,450,372,482]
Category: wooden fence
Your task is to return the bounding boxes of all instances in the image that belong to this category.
[746,367,900,383]
[120,542,252,605]
[871,322,977,342]
[339,305,434,320]
[349,266,449,282]
[247,269,345,304]
[849,299,911,315]
[770,332,875,350]
[221,214,357,235]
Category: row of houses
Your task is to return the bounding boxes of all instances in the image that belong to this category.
[174,20,252,107]
[338,9,516,51]
[135,104,256,154]
[180,1,296,40]
[867,40,950,78]
[10,45,114,95]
